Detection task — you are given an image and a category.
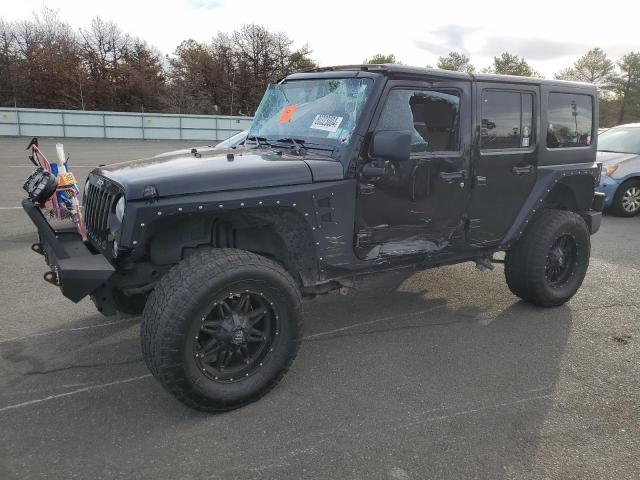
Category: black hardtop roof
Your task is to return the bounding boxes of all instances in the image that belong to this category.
[287,64,596,92]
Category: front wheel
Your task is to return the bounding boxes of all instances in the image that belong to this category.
[141,248,302,412]
[611,179,640,217]
[504,209,590,307]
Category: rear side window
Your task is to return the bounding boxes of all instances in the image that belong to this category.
[481,90,534,150]
[547,93,593,148]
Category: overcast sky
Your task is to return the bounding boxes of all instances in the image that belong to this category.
[4,0,640,77]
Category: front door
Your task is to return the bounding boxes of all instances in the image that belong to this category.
[356,80,472,260]
[467,83,539,245]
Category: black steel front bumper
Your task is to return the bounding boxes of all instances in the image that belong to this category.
[22,199,115,302]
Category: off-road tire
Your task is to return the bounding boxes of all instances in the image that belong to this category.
[610,179,640,217]
[141,248,302,412]
[505,209,590,307]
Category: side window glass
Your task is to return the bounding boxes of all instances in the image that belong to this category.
[481,90,534,150]
[547,93,593,148]
[377,89,460,153]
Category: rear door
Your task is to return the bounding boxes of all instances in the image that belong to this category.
[467,83,539,245]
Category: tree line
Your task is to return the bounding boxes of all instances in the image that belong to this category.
[0,8,313,116]
[1,9,638,126]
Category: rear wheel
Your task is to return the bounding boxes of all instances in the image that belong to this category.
[611,179,640,217]
[505,209,590,307]
[141,248,302,412]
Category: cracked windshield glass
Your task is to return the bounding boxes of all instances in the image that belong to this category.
[248,78,372,146]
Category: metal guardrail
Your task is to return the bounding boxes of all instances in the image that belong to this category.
[0,108,253,141]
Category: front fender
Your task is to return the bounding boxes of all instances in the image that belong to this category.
[118,180,358,286]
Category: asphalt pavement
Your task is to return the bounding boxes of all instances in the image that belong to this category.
[0,137,638,479]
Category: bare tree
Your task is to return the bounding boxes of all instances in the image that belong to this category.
[1,13,315,115]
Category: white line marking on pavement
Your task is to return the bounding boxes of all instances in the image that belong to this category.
[398,393,553,429]
[0,206,22,210]
[0,374,152,413]
[0,318,139,344]
[302,305,445,340]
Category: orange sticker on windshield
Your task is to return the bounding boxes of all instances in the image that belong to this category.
[278,104,297,124]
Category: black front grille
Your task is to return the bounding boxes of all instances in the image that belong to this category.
[83,175,121,248]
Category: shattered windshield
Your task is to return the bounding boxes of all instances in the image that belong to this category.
[248,78,373,146]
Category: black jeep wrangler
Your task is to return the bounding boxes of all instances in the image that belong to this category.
[22,65,605,411]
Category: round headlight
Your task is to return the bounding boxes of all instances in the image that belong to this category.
[115,196,126,222]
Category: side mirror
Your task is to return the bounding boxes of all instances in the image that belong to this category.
[370,130,411,163]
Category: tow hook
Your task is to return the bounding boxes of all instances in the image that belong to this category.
[31,243,44,255]
[44,270,59,286]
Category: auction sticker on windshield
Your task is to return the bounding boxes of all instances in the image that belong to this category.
[279,105,297,124]
[310,114,343,133]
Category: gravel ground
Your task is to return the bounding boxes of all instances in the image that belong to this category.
[0,136,638,480]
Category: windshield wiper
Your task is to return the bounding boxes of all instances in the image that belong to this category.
[245,135,270,147]
[274,137,307,155]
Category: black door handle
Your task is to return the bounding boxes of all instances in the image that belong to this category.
[512,165,534,175]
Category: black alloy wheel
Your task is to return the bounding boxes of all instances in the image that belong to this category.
[192,291,280,383]
[545,234,578,288]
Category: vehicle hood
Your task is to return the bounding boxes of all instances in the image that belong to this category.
[596,151,640,166]
[154,145,215,158]
[95,147,342,199]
